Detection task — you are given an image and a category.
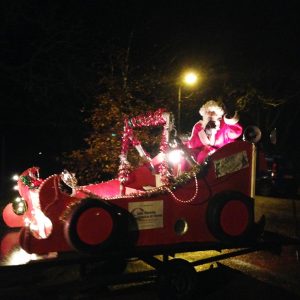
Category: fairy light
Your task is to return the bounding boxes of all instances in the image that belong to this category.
[24,217,31,227]
[165,173,199,203]
[12,174,19,181]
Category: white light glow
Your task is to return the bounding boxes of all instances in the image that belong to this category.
[29,209,53,239]
[4,248,32,266]
[168,150,184,165]
[184,72,198,85]
[17,207,24,214]
[12,174,19,181]
[2,247,54,266]
[24,217,31,227]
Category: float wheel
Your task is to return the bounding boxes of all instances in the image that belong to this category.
[64,198,119,254]
[206,191,254,243]
[156,258,198,300]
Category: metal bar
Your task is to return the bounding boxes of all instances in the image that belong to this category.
[139,255,163,269]
[178,86,182,133]
[251,143,257,198]
[190,247,264,267]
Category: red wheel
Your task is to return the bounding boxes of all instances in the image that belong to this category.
[206,191,254,242]
[220,200,250,237]
[65,199,120,254]
[76,207,114,245]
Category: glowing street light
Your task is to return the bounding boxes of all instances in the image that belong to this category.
[183,72,198,85]
[178,71,199,133]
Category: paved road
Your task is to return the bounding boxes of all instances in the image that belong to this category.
[222,195,300,298]
[1,196,300,299]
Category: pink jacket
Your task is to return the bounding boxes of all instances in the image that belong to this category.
[187,119,243,163]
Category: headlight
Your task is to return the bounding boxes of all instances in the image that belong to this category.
[12,197,28,215]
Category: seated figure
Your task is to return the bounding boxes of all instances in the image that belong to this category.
[186,100,243,164]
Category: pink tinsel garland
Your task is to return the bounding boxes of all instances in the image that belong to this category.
[118,109,170,188]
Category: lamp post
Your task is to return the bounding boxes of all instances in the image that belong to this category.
[177,71,198,133]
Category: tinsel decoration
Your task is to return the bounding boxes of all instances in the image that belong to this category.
[20,175,43,190]
[120,119,132,155]
[118,119,133,192]
[158,123,171,185]
[128,109,166,128]
[118,155,132,182]
[118,109,168,186]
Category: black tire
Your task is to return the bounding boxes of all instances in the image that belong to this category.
[64,198,120,254]
[206,191,254,243]
[157,258,198,300]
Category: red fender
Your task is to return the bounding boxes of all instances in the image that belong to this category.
[2,203,24,228]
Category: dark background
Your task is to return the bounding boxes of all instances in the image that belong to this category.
[1,0,299,202]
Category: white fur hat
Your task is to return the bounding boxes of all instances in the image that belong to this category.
[199,100,224,117]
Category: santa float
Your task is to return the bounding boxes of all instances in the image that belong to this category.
[187,100,243,164]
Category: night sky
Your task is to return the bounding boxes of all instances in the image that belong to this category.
[1,0,299,200]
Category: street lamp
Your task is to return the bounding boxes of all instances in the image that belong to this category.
[178,71,198,133]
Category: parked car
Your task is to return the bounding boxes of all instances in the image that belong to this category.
[256,152,298,197]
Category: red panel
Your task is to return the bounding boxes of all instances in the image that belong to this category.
[81,179,121,198]
[206,141,253,197]
[125,166,156,190]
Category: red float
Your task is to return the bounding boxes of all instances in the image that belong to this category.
[2,109,262,256]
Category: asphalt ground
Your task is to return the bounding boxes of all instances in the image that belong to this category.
[0,195,299,299]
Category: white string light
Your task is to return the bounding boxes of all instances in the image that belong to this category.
[165,172,199,203]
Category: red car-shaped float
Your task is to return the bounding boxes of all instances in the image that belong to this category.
[3,109,262,257]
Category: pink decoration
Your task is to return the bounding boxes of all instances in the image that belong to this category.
[129,109,166,128]
[118,109,169,186]
[158,126,170,184]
